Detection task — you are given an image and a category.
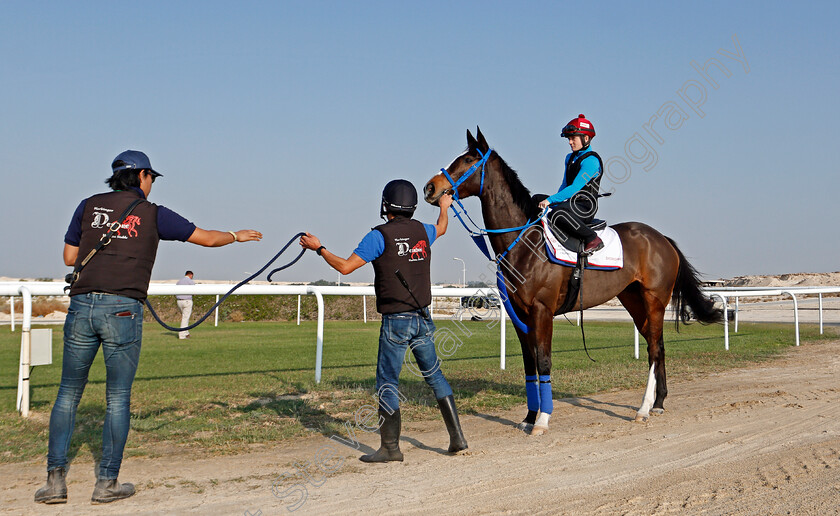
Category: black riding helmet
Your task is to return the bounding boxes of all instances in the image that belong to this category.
[381,179,418,219]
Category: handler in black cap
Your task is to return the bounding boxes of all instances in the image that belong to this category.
[35,150,262,505]
[300,180,467,462]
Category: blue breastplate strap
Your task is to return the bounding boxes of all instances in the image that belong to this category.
[494,226,532,334]
[497,268,530,334]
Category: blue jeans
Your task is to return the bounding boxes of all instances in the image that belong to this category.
[376,309,453,412]
[47,293,143,480]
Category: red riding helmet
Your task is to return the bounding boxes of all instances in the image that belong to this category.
[561,114,596,138]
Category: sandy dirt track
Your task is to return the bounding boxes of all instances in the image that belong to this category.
[4,339,840,515]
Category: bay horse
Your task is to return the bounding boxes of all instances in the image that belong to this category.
[423,128,722,434]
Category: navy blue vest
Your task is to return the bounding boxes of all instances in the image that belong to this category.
[564,150,603,205]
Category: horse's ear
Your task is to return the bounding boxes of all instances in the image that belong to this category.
[476,126,489,153]
[467,129,477,153]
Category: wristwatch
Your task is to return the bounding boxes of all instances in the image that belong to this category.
[316,246,326,256]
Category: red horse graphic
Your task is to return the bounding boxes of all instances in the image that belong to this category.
[409,240,428,260]
[116,215,141,237]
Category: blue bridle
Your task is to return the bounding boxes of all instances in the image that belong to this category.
[438,147,539,334]
[439,148,548,241]
[439,147,491,201]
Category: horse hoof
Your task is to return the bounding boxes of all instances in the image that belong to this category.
[530,425,548,436]
[516,422,533,433]
[651,408,665,416]
[633,413,648,423]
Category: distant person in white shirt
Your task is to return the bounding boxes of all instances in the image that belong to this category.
[176,271,195,339]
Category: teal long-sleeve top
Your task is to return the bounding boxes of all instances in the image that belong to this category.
[545,146,601,204]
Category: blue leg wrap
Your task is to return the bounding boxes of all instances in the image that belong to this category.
[539,375,553,414]
[525,375,540,412]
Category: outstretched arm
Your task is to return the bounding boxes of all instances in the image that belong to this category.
[299,232,366,275]
[434,193,453,238]
[187,228,263,247]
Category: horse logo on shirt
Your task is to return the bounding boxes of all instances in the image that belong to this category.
[409,240,428,261]
[112,216,141,238]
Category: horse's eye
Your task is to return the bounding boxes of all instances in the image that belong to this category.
[463,157,475,164]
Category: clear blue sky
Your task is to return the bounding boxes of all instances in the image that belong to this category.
[2,1,838,284]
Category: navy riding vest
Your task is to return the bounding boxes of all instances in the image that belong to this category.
[564,150,603,206]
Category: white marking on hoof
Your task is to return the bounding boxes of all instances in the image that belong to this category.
[633,413,648,423]
[636,362,657,420]
[529,412,550,435]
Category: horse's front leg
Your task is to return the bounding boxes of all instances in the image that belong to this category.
[516,327,539,433]
[530,305,555,436]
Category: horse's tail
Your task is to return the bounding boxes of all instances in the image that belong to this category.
[666,237,723,330]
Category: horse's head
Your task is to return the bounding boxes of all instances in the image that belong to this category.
[424,127,491,205]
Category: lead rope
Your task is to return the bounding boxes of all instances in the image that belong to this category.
[144,232,306,332]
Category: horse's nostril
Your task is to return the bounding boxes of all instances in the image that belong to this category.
[424,183,435,197]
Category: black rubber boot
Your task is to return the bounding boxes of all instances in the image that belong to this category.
[91,478,135,504]
[34,467,67,504]
[437,395,468,453]
[360,409,403,463]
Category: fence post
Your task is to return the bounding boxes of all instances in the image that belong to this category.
[363,295,367,324]
[10,296,15,332]
[307,287,325,383]
[214,295,219,327]
[16,286,32,417]
[494,288,506,370]
[709,293,729,350]
[297,295,301,325]
[782,291,800,346]
[634,326,639,359]
[819,293,824,334]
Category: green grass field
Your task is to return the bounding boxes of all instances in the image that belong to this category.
[1,319,833,464]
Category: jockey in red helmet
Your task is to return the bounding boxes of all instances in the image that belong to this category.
[534,114,604,254]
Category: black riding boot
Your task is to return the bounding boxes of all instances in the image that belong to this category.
[437,395,468,453]
[34,467,67,504]
[360,409,403,463]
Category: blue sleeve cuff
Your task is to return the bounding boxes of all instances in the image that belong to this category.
[353,230,385,262]
[424,223,437,246]
[64,199,87,246]
[157,205,197,241]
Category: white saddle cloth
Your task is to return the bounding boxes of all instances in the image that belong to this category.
[541,219,624,270]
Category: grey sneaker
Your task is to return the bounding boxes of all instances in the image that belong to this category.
[91,478,135,504]
[34,467,68,504]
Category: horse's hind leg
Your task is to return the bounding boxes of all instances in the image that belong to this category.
[618,286,668,422]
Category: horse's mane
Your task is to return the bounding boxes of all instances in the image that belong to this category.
[494,152,540,221]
